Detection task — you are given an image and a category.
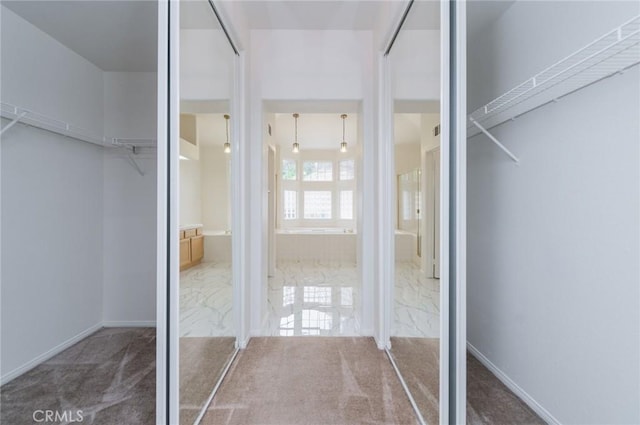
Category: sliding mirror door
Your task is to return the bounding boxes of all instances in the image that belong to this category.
[388,1,443,423]
[178,1,237,423]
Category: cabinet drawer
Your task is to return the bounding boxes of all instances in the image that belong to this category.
[184,228,197,238]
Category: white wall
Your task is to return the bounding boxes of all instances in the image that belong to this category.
[179,158,202,225]
[467,2,640,424]
[102,72,157,325]
[420,113,440,153]
[395,144,420,175]
[251,30,372,100]
[391,30,440,101]
[0,6,105,380]
[0,7,104,136]
[180,29,234,100]
[200,146,231,231]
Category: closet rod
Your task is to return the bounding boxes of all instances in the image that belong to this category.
[1,102,108,147]
[0,111,27,136]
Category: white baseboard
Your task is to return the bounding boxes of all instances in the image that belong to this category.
[102,320,156,327]
[0,322,103,385]
[237,334,250,349]
[1,321,157,385]
[467,342,561,425]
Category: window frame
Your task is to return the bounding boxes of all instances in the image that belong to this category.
[279,150,356,229]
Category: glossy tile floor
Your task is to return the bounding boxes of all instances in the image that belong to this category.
[394,261,440,338]
[180,261,233,337]
[0,328,155,425]
[265,260,360,336]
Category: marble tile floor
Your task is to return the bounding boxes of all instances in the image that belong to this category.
[180,261,234,337]
[265,260,361,336]
[394,261,440,338]
[0,327,155,425]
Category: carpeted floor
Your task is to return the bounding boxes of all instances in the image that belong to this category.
[389,337,546,425]
[201,337,419,425]
[180,337,236,425]
[0,328,156,425]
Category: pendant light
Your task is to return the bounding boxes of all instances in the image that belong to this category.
[292,113,300,153]
[223,114,231,154]
[340,114,348,153]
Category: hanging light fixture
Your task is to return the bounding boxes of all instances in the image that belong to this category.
[223,114,231,153]
[292,113,300,153]
[340,114,348,153]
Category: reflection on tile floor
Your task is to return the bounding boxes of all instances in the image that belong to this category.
[180,261,233,337]
[394,261,440,338]
[265,260,361,336]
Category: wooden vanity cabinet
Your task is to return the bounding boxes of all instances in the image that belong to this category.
[180,227,204,271]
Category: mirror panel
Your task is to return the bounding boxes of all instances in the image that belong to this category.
[178,1,236,423]
[388,1,442,423]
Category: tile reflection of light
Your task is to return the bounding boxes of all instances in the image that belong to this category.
[267,261,360,336]
[283,286,295,307]
[340,287,353,306]
[280,314,295,336]
[302,309,332,335]
[303,286,331,304]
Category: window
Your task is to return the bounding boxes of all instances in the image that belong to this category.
[280,156,355,226]
[304,191,332,219]
[282,159,297,180]
[340,190,353,220]
[284,190,297,220]
[303,161,332,181]
[339,160,354,180]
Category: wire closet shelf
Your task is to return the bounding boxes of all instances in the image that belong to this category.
[467,15,640,161]
[1,101,157,150]
[0,101,156,174]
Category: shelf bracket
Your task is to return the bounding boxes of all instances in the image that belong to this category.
[470,118,520,163]
[0,112,28,137]
[125,153,145,176]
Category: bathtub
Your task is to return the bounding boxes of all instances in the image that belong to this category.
[395,230,419,263]
[276,228,356,262]
[277,228,355,235]
[203,230,231,262]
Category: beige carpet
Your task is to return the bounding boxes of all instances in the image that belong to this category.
[389,337,440,424]
[201,337,418,425]
[389,337,546,425]
[180,337,236,425]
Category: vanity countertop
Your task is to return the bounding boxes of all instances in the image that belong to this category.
[179,224,203,230]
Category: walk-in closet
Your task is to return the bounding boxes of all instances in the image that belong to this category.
[1,2,158,423]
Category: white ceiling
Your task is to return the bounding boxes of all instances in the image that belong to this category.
[181,0,222,30]
[219,1,397,31]
[3,0,157,72]
[401,0,440,31]
[467,0,516,36]
[264,100,361,114]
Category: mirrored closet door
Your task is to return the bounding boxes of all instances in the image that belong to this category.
[178,1,237,424]
[387,1,443,423]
